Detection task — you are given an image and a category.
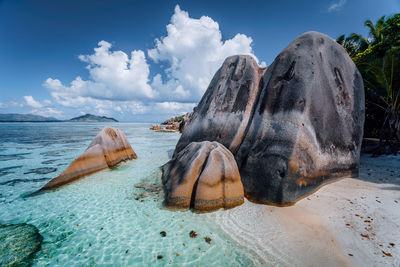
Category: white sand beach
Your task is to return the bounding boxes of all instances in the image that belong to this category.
[207,154,400,266]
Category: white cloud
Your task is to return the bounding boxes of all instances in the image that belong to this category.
[24,95,43,108]
[23,96,63,118]
[148,5,261,101]
[10,101,24,108]
[44,40,156,103]
[41,5,264,119]
[328,0,347,12]
[30,107,63,118]
[154,101,196,114]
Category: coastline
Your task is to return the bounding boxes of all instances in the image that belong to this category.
[206,154,400,266]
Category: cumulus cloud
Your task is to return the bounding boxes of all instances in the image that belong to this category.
[24,95,43,108]
[42,5,263,119]
[44,40,156,103]
[30,107,63,118]
[154,102,197,114]
[148,5,262,101]
[328,0,347,12]
[23,95,63,118]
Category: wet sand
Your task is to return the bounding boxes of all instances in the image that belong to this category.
[207,154,400,266]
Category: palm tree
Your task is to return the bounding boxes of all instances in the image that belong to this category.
[364,16,386,45]
[361,44,400,154]
[337,14,400,154]
[336,35,358,56]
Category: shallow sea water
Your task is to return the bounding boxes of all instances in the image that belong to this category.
[0,123,263,266]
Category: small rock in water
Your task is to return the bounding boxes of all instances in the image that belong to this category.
[157,255,163,259]
[189,230,197,238]
[160,231,166,237]
[204,236,212,244]
[125,249,129,254]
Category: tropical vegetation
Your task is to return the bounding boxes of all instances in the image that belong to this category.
[337,14,400,154]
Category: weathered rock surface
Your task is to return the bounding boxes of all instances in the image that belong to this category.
[41,127,137,190]
[173,31,365,206]
[0,223,43,267]
[178,112,193,133]
[175,55,266,154]
[162,141,244,211]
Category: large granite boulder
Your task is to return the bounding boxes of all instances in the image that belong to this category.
[162,141,244,211]
[175,55,266,154]
[0,223,43,267]
[173,31,365,206]
[41,127,137,190]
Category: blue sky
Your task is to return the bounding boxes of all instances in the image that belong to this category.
[0,0,399,122]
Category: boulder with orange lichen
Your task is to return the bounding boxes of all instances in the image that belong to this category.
[172,32,365,206]
[162,141,244,211]
[40,127,137,190]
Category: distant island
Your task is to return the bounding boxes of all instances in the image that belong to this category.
[68,114,118,122]
[0,113,60,122]
[0,113,118,122]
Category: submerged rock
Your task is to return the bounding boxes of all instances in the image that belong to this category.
[0,223,43,267]
[172,31,365,206]
[162,141,244,211]
[40,127,137,190]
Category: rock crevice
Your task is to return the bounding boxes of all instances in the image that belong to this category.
[162,141,244,211]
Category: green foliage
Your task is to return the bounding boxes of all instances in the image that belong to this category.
[337,13,400,144]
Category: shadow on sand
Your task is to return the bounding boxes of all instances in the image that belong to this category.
[355,153,400,192]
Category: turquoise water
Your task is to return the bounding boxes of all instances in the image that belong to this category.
[0,123,261,266]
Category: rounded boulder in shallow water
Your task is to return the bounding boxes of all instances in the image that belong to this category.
[162,141,244,211]
[173,31,365,206]
[41,127,137,190]
[0,223,43,267]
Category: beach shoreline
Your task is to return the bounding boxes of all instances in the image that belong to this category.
[207,154,400,266]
